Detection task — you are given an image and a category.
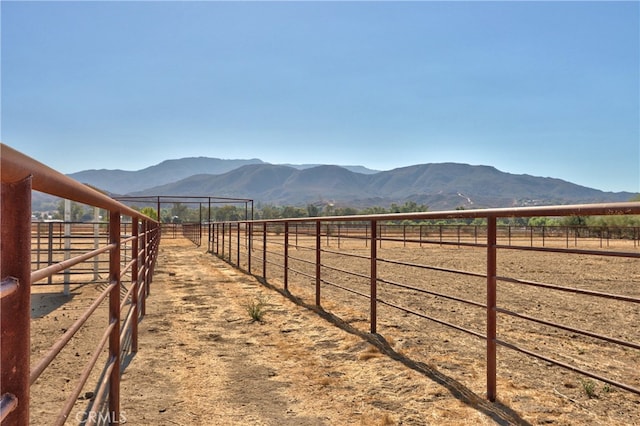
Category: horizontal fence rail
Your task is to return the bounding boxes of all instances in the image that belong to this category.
[1,143,160,425]
[209,203,640,404]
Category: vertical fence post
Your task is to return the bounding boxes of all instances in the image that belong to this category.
[216,223,220,254]
[262,223,267,280]
[131,217,139,353]
[63,200,71,295]
[370,220,377,334]
[365,223,369,248]
[237,223,241,266]
[140,221,148,316]
[207,222,212,253]
[221,223,226,258]
[247,223,252,274]
[284,222,289,291]
[36,222,42,269]
[315,221,321,306]
[145,221,152,298]
[93,207,101,281]
[403,224,406,247]
[326,224,330,246]
[486,215,497,402]
[1,176,32,425]
[199,205,203,245]
[108,211,121,423]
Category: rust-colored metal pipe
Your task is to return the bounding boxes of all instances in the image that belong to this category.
[0,277,19,300]
[247,222,252,274]
[108,211,121,423]
[263,223,267,279]
[315,221,321,306]
[1,144,141,218]
[236,223,241,266]
[1,176,32,425]
[30,282,116,385]
[486,216,498,402]
[284,222,289,291]
[0,393,18,423]
[370,220,378,334]
[131,217,140,353]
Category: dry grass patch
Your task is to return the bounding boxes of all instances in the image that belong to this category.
[358,345,383,361]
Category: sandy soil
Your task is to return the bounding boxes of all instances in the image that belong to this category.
[28,237,640,425]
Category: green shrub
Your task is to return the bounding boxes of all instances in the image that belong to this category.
[244,296,268,322]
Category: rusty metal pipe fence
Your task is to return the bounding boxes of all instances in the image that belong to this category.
[1,144,160,425]
[182,223,202,246]
[210,203,640,403]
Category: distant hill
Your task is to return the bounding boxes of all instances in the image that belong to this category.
[68,157,266,194]
[124,162,635,210]
[282,163,379,175]
[68,157,379,195]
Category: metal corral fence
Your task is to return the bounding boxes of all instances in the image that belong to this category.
[161,223,184,240]
[181,223,202,246]
[30,221,142,290]
[154,223,201,245]
[1,144,161,425]
[372,223,640,249]
[209,204,640,403]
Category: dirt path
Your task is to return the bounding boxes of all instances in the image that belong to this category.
[119,239,528,425]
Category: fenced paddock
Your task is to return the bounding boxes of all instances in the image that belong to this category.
[1,144,160,425]
[210,206,640,421]
[30,222,146,289]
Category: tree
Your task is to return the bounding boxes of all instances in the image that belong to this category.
[170,203,189,222]
[560,215,587,227]
[335,207,359,216]
[361,206,389,215]
[306,204,320,217]
[215,205,240,221]
[261,205,281,220]
[57,200,88,221]
[390,201,428,214]
[282,206,307,218]
[140,207,158,220]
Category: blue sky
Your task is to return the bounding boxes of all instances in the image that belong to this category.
[2,1,639,193]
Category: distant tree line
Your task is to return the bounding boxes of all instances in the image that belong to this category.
[36,196,640,229]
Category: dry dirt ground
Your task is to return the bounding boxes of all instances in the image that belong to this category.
[29,237,639,425]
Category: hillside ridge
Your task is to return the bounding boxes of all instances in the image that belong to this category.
[66,158,635,211]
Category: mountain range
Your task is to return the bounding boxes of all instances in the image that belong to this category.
[61,157,636,211]
[68,157,378,195]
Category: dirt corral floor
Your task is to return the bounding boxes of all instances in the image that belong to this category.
[30,237,639,425]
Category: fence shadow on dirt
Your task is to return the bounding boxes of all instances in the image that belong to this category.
[30,293,76,319]
[250,271,533,426]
